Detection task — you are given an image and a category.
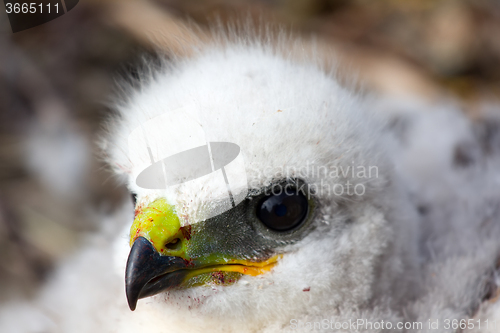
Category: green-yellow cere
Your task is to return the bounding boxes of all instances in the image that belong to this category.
[130,198,185,255]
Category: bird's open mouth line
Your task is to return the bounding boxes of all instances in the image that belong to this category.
[144,258,280,293]
[148,259,280,285]
[125,236,281,310]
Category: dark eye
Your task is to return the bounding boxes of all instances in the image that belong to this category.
[131,193,138,206]
[257,188,309,231]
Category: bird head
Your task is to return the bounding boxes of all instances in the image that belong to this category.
[106,40,417,325]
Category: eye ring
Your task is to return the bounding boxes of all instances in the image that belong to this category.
[256,186,309,232]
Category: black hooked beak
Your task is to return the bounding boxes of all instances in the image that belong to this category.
[125,237,187,311]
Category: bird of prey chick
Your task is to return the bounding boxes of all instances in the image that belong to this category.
[1,29,500,333]
[101,30,500,332]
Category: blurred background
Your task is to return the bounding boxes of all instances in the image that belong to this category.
[0,0,499,305]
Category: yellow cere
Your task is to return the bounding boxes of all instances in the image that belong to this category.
[130,199,182,253]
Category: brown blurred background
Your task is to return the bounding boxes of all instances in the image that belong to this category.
[0,0,499,304]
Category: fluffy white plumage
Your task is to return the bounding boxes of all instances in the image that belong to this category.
[1,32,499,333]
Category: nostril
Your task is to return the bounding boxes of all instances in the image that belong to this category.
[165,238,181,251]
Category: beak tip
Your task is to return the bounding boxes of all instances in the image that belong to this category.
[126,292,138,311]
[125,237,151,312]
[125,280,139,311]
[126,274,139,311]
[125,236,188,311]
